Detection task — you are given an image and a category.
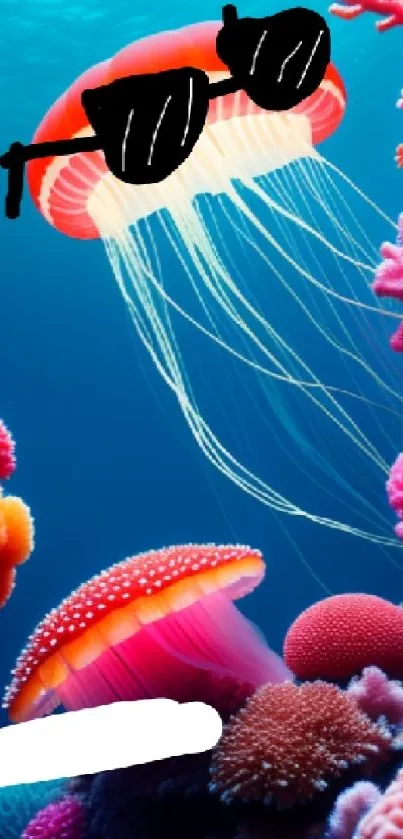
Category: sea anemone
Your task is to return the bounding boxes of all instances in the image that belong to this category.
[283,594,403,680]
[209,681,392,809]
[21,794,87,839]
[3,543,291,723]
[0,421,16,481]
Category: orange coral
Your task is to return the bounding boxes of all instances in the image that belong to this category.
[0,489,34,609]
[0,566,16,608]
[0,494,34,567]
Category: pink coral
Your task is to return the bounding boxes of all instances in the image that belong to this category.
[329,0,403,32]
[355,768,403,838]
[209,681,391,809]
[372,224,403,352]
[390,322,403,352]
[0,420,15,481]
[21,794,87,839]
[283,594,403,680]
[327,781,381,839]
[373,243,403,300]
[386,454,403,515]
[386,454,403,539]
[347,666,403,725]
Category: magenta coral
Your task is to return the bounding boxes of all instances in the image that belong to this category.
[209,681,391,809]
[0,420,15,481]
[327,781,381,839]
[355,768,403,838]
[372,227,403,352]
[329,0,403,32]
[373,242,403,300]
[21,794,87,839]
[347,666,403,725]
[386,454,403,539]
[386,454,403,515]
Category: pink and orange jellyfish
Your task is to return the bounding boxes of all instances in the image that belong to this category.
[24,19,403,578]
[0,419,34,609]
[2,543,290,723]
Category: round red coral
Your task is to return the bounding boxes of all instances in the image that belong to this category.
[22,794,86,839]
[0,420,15,481]
[283,594,403,680]
[209,681,391,809]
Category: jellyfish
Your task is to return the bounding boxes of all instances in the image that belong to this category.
[3,543,291,723]
[25,20,403,563]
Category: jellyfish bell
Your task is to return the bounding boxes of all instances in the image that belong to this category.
[3,544,291,724]
[26,21,344,239]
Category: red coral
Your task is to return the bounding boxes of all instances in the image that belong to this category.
[209,681,391,809]
[283,594,403,680]
[0,420,15,481]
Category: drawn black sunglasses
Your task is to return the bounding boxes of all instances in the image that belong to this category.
[0,4,330,220]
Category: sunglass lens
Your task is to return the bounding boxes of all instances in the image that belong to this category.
[82,67,210,184]
[216,7,331,112]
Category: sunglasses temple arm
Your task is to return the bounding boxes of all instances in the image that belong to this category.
[0,66,242,219]
[0,135,102,219]
[208,75,240,100]
[222,4,238,25]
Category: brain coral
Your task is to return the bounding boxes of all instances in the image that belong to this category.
[283,594,403,680]
[209,681,391,809]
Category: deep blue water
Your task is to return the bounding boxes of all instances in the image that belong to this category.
[1,0,403,737]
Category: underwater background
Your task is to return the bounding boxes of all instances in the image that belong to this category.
[1,0,403,723]
[1,0,403,810]
[3,0,403,836]
[1,0,403,726]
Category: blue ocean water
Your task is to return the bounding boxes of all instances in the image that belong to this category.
[0,0,402,746]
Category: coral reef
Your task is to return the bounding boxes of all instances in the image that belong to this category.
[7,599,403,839]
[0,420,34,609]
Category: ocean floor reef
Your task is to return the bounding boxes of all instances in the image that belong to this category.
[9,588,403,839]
